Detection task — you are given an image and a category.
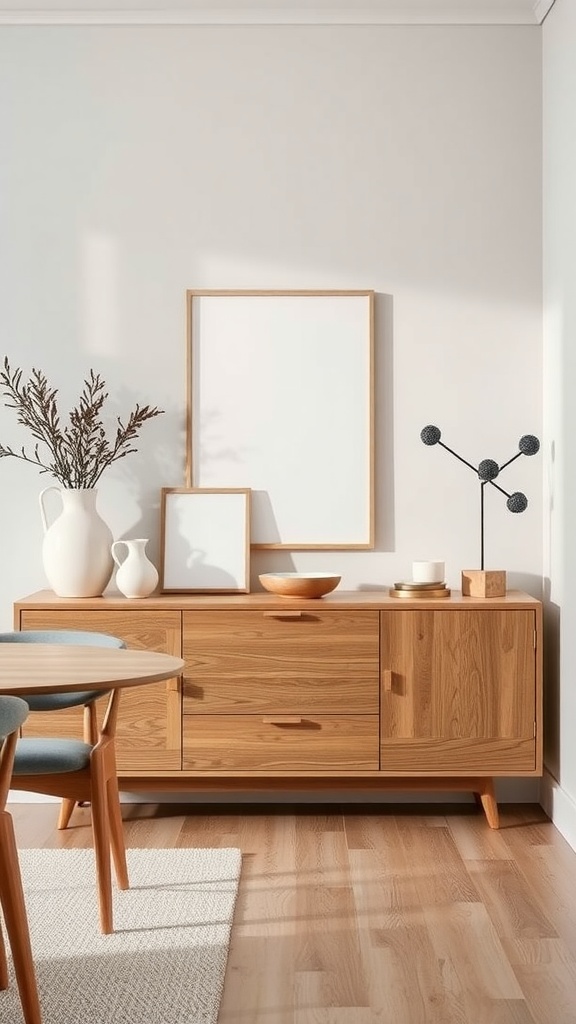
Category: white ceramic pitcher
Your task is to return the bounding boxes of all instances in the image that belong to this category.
[39,487,114,598]
[111,538,159,599]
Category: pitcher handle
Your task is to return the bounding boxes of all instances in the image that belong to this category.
[111,540,127,569]
[39,486,62,534]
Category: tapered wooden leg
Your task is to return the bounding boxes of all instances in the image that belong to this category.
[478,778,499,829]
[56,705,99,831]
[57,798,76,831]
[107,772,129,891]
[0,811,42,1024]
[0,918,8,990]
[89,750,114,934]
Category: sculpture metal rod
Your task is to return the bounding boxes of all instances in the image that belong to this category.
[477,483,481,573]
[438,441,478,474]
[498,451,523,472]
[488,480,513,499]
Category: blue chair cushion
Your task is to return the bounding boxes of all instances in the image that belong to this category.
[13,738,92,774]
[25,690,110,712]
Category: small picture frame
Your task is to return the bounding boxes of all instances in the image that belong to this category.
[160,488,251,593]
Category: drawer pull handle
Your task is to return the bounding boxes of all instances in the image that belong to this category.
[383,669,393,691]
[262,716,303,725]
[263,611,303,619]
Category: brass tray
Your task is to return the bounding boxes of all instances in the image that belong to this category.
[393,581,446,591]
[389,587,451,599]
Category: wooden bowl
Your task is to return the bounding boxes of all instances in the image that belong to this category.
[259,572,341,599]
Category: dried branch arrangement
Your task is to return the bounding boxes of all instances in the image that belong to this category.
[0,357,164,488]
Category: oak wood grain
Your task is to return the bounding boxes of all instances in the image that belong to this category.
[380,609,537,773]
[15,589,542,610]
[9,802,576,1024]
[182,610,379,714]
[182,715,380,771]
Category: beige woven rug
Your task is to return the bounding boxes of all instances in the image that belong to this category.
[0,846,242,1024]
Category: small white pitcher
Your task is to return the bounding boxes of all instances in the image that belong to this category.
[111,538,159,599]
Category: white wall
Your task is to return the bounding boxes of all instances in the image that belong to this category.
[0,24,543,621]
[0,24,544,802]
[541,0,576,842]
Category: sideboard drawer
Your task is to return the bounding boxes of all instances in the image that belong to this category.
[182,714,380,771]
[182,609,379,714]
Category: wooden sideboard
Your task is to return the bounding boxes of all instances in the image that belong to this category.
[13,589,543,828]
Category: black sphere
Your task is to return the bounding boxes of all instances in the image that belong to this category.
[519,434,540,456]
[507,492,528,513]
[478,459,499,481]
[420,425,441,446]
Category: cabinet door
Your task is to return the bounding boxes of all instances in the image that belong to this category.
[17,610,181,771]
[380,609,536,774]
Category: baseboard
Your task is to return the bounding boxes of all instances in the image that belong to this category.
[539,768,576,853]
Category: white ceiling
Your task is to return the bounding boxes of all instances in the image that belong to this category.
[0,0,556,26]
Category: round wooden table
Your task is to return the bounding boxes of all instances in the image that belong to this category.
[0,644,184,695]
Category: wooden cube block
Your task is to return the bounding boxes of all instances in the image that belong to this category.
[461,569,506,598]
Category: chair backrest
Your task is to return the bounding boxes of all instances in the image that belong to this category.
[0,631,126,712]
[0,630,125,648]
[0,694,29,740]
[0,694,30,807]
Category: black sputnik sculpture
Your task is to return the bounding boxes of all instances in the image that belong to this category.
[420,425,540,570]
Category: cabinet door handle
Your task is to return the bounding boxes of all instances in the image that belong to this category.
[382,669,393,691]
[263,611,303,619]
[262,716,303,725]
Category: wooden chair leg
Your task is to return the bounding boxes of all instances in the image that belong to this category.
[107,771,129,891]
[57,798,76,831]
[0,917,8,990]
[56,705,99,831]
[89,750,114,935]
[0,811,42,1024]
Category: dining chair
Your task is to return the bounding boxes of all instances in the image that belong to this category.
[0,630,129,935]
[0,693,42,1024]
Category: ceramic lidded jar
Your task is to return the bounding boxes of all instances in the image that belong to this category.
[111,538,159,599]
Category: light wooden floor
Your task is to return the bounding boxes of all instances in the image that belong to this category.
[9,801,576,1023]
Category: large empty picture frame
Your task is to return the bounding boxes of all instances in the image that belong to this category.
[160,488,251,593]
[186,289,374,549]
